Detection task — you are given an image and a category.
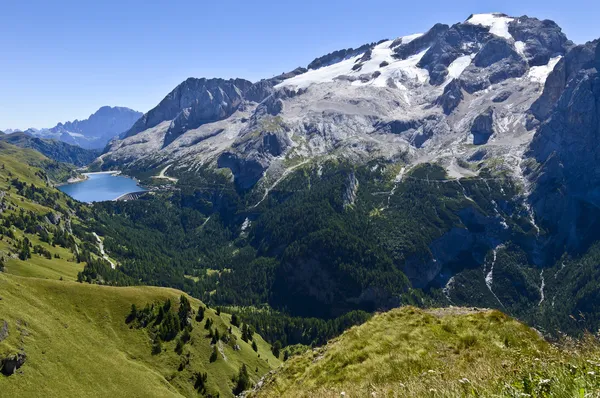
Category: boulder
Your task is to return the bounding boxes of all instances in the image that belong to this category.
[1,352,26,376]
[437,79,463,114]
[471,108,495,145]
[492,91,512,103]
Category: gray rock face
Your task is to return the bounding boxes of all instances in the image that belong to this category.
[14,107,142,150]
[530,41,598,121]
[492,91,512,102]
[125,78,253,147]
[243,68,307,103]
[508,16,573,66]
[474,39,519,68]
[342,172,359,207]
[101,13,571,201]
[528,40,600,258]
[471,107,495,144]
[437,79,463,114]
[307,42,378,70]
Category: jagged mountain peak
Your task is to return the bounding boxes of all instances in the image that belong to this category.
[20,106,143,150]
[101,12,578,194]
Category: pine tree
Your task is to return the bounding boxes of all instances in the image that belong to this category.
[175,338,184,355]
[211,328,220,344]
[181,327,191,343]
[252,341,258,352]
[194,372,208,393]
[233,364,251,395]
[126,304,138,324]
[231,313,240,327]
[272,341,282,358]
[209,345,218,362]
[284,350,290,361]
[19,237,31,260]
[196,305,205,322]
[152,338,162,355]
[204,317,213,330]
[178,295,192,329]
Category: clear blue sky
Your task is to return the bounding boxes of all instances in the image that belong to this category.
[1,0,598,130]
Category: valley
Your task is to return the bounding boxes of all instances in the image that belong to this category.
[2,7,600,398]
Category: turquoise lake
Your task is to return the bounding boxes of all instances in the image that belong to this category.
[58,172,146,203]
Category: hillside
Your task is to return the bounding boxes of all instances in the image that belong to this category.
[14,106,142,150]
[0,273,280,397]
[0,140,82,185]
[254,307,600,397]
[0,132,99,166]
[76,12,600,341]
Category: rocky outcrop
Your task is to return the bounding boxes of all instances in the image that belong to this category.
[471,107,495,144]
[100,13,576,195]
[508,16,573,66]
[528,40,600,259]
[1,352,26,376]
[125,78,253,147]
[342,172,359,207]
[307,42,378,70]
[530,40,598,121]
[437,79,463,114]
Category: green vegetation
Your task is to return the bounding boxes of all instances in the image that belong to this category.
[0,132,100,167]
[0,272,280,397]
[254,307,600,398]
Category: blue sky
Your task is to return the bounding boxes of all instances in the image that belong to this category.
[1,0,598,130]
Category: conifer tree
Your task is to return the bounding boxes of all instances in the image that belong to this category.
[209,345,218,362]
[233,364,251,395]
[272,341,282,358]
[196,305,205,322]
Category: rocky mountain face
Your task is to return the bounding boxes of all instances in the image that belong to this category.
[93,13,600,329]
[527,39,600,260]
[101,14,570,187]
[16,106,142,150]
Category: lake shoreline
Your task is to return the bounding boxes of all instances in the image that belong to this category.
[57,170,147,203]
[55,170,122,187]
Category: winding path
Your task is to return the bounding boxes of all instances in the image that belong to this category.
[153,164,178,183]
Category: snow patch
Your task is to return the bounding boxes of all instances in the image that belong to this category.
[277,40,429,90]
[528,56,562,84]
[447,55,474,80]
[400,33,424,45]
[368,48,430,88]
[514,41,527,56]
[466,13,515,40]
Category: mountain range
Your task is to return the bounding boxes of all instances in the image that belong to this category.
[4,10,600,397]
[89,13,600,332]
[5,106,142,150]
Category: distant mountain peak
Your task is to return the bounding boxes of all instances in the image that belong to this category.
[24,106,143,150]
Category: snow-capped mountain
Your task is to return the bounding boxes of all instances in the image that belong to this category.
[12,106,142,150]
[89,13,600,328]
[99,13,573,190]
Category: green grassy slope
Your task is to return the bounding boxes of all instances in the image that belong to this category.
[0,132,100,167]
[0,141,89,281]
[254,307,600,398]
[0,273,280,397]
